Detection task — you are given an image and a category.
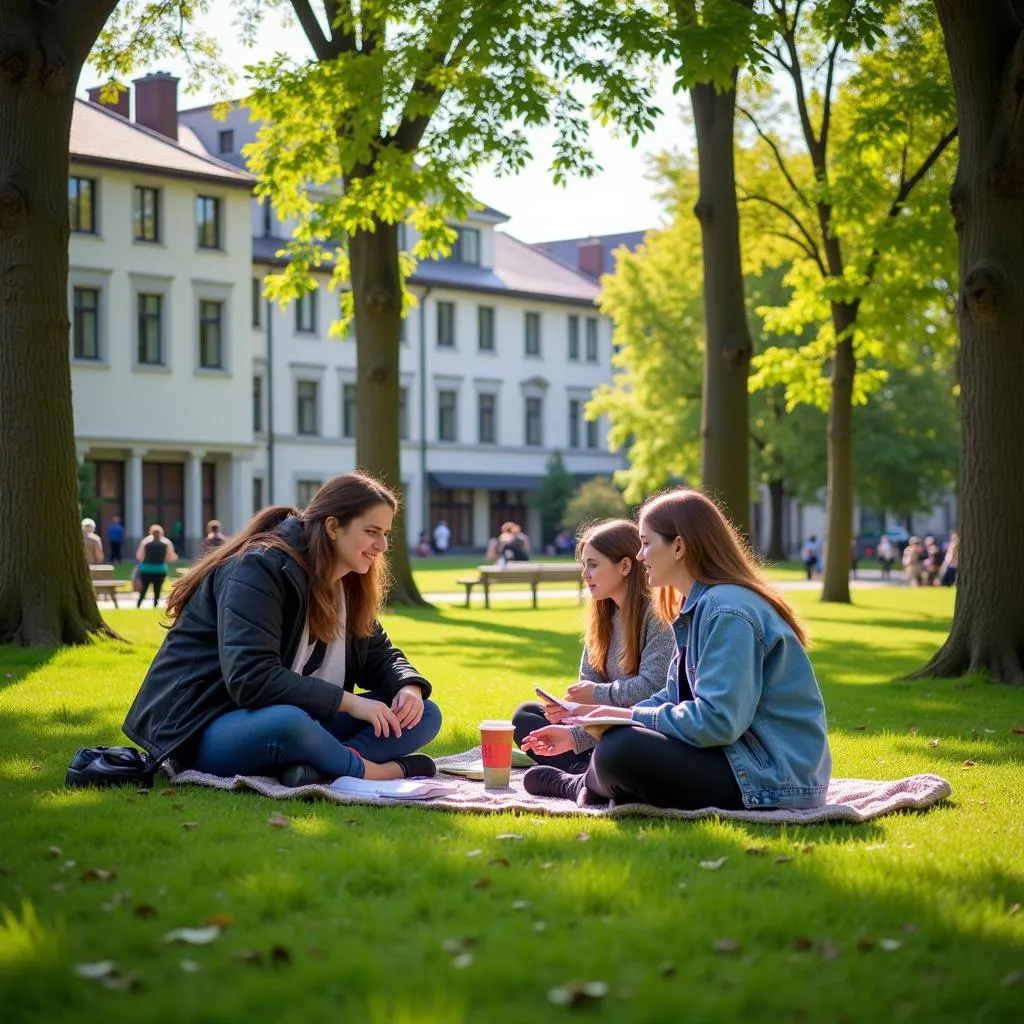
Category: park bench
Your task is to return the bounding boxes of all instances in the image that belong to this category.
[89,564,126,608]
[455,562,584,609]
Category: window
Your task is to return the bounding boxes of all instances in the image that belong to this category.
[342,383,357,438]
[218,129,234,154]
[252,278,262,328]
[295,290,317,334]
[196,195,221,249]
[296,381,319,436]
[261,200,273,237]
[585,317,599,362]
[69,177,97,234]
[399,387,409,440]
[586,417,599,450]
[568,399,581,449]
[525,312,541,356]
[253,476,265,513]
[568,315,580,361]
[438,389,457,441]
[437,301,455,347]
[525,396,543,446]
[478,306,495,352]
[253,376,263,434]
[198,300,224,369]
[450,226,480,264]
[72,287,100,360]
[478,393,496,444]
[133,186,159,242]
[137,293,163,365]
[297,479,321,507]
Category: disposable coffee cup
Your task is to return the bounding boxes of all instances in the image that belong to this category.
[479,720,515,790]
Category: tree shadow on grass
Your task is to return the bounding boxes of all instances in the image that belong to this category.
[0,647,61,695]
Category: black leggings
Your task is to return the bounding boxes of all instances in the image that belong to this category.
[584,725,745,810]
[137,573,166,607]
[512,702,592,775]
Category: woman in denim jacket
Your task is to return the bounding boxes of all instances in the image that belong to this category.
[524,488,831,811]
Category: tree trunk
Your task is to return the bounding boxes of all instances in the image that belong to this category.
[691,76,753,540]
[767,477,786,561]
[912,0,1024,684]
[0,9,116,645]
[820,304,857,603]
[349,221,427,607]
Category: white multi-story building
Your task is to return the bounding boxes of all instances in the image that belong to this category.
[68,75,623,554]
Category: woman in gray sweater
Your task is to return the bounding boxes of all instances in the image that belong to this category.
[513,519,673,773]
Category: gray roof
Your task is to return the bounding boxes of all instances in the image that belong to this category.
[533,230,649,279]
[253,230,600,307]
[70,100,255,187]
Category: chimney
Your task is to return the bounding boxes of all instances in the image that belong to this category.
[577,238,604,279]
[133,72,179,141]
[86,83,129,119]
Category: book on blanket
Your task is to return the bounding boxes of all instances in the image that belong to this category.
[328,777,457,801]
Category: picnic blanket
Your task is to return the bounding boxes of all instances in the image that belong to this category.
[168,747,952,824]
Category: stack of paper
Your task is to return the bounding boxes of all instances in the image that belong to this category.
[328,776,457,801]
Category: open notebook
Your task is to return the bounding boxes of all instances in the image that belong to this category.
[328,777,458,801]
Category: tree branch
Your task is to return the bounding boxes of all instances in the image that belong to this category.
[290,0,331,61]
[820,37,841,153]
[324,0,356,55]
[862,125,958,286]
[739,190,826,275]
[738,104,813,209]
[779,14,822,166]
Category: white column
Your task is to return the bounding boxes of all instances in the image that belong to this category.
[186,450,205,558]
[229,453,253,532]
[127,448,146,547]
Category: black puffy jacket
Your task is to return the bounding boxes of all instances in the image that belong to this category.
[122,518,431,765]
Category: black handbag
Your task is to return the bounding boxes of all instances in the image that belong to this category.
[65,745,160,789]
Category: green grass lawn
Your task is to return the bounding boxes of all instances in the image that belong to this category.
[1,589,1022,1023]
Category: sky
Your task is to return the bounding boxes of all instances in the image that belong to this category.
[80,6,691,244]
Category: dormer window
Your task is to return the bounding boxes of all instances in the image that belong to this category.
[449,226,480,265]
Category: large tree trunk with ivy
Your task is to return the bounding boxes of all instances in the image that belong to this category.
[0,2,117,645]
[821,305,856,603]
[349,219,427,607]
[691,76,752,539]
[912,0,1024,684]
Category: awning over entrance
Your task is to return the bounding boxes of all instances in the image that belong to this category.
[428,471,545,491]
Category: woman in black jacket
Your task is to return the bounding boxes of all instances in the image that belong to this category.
[122,472,441,786]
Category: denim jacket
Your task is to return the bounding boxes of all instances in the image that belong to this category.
[630,581,831,809]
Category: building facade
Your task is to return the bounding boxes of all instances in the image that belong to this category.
[67,78,623,555]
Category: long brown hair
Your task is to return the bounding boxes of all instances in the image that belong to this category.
[166,472,398,641]
[641,488,809,647]
[578,519,650,678]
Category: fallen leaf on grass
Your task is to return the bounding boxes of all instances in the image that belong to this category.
[133,904,158,919]
[699,857,728,870]
[496,833,523,841]
[774,856,793,865]
[452,952,473,969]
[792,935,814,952]
[344,818,361,827]
[1011,727,1024,735]
[856,937,876,952]
[928,738,940,748]
[47,846,62,859]
[204,914,234,929]
[235,949,263,966]
[576,832,590,843]
[160,788,176,797]
[269,945,292,967]
[712,938,740,955]
[102,972,142,991]
[745,846,767,857]
[181,821,200,830]
[879,939,903,951]
[472,877,491,890]
[799,844,815,854]
[81,868,116,883]
[907,726,919,734]
[466,849,483,858]
[1007,903,1021,916]
[74,960,119,979]
[267,813,291,829]
[658,961,676,977]
[488,858,510,868]
[163,926,220,945]
[30,763,42,771]
[511,900,531,911]
[961,760,977,769]
[548,981,608,1007]
[170,804,184,812]
[541,862,555,871]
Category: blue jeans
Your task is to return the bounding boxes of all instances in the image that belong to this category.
[189,691,443,780]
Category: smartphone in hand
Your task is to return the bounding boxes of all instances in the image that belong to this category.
[534,686,579,712]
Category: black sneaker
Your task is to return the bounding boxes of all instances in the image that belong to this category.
[394,754,437,779]
[523,766,587,802]
[278,764,324,788]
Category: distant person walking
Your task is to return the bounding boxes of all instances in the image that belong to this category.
[106,517,124,563]
[923,536,943,587]
[135,524,178,608]
[800,535,820,580]
[202,520,226,554]
[82,518,105,565]
[433,519,451,556]
[940,531,959,587]
[903,537,925,587]
[877,535,895,580]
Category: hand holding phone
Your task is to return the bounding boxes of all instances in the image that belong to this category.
[534,685,577,711]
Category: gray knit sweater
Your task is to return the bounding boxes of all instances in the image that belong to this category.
[569,608,674,753]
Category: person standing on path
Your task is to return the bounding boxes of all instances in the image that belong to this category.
[106,517,124,563]
[135,525,177,608]
[433,519,451,556]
